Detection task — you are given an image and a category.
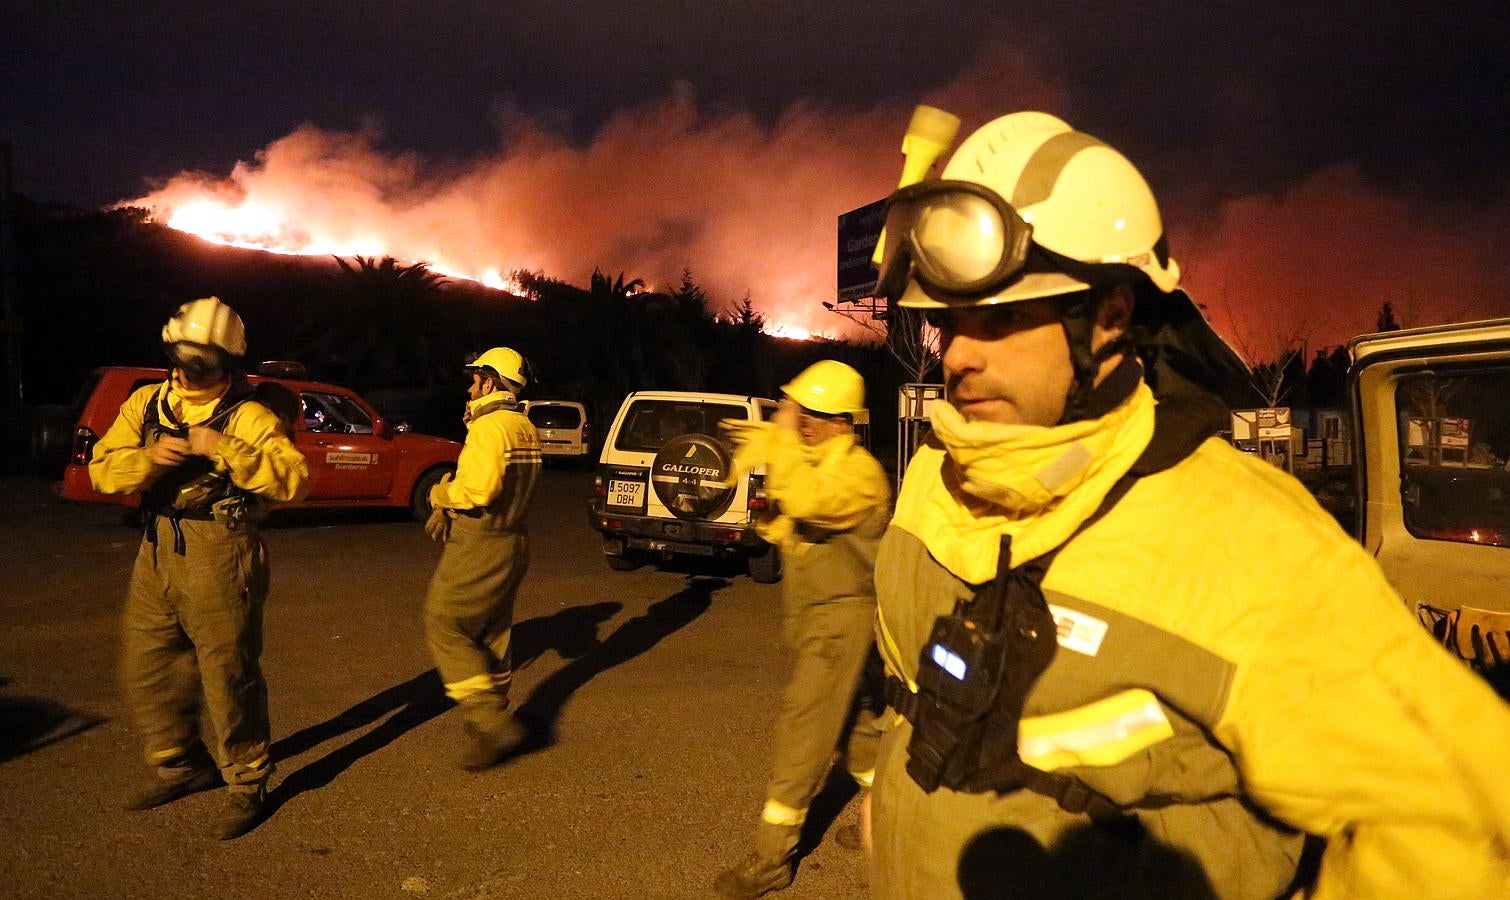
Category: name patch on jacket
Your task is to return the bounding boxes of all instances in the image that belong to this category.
[1048,604,1108,657]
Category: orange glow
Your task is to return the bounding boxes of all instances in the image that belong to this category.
[767,323,816,340]
[123,42,1506,361]
[121,48,1070,346]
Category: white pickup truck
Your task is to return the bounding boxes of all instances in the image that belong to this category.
[1350,317,1510,691]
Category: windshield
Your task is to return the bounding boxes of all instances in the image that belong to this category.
[1397,369,1510,547]
[302,390,375,435]
[615,399,749,452]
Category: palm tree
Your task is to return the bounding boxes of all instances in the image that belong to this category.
[302,255,456,388]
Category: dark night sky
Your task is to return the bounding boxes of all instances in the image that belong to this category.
[5,1,1510,350]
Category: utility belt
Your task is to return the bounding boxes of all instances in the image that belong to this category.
[144,494,262,555]
[889,474,1140,826]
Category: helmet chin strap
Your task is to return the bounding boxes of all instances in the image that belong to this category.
[1057,294,1133,425]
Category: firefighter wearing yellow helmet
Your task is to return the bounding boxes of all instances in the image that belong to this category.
[867,111,1510,898]
[422,346,542,769]
[714,360,891,898]
[90,296,309,840]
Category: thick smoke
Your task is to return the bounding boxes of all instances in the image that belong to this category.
[125,42,1507,355]
[1175,165,1510,360]
[124,44,1068,339]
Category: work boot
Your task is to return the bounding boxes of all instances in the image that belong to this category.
[213,786,266,841]
[124,758,223,811]
[834,822,865,851]
[713,852,794,899]
[458,716,524,771]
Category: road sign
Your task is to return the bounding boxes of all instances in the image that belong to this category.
[836,198,887,302]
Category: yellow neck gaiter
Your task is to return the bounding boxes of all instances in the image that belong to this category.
[163,374,230,425]
[465,390,517,425]
[892,380,1156,584]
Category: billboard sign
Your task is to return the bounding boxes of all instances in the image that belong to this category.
[837,198,888,302]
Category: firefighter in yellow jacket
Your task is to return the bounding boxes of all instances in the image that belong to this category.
[90,297,309,840]
[714,361,891,898]
[866,109,1510,898]
[423,347,542,770]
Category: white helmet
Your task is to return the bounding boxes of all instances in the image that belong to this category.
[468,347,527,390]
[162,297,247,356]
[879,112,1179,309]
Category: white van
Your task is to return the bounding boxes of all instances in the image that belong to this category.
[588,390,782,582]
[523,400,591,462]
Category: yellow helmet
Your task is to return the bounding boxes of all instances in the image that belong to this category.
[878,111,1179,309]
[468,346,527,389]
[781,360,866,416]
[161,297,246,356]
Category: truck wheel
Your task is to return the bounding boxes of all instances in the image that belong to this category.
[748,544,782,584]
[410,465,456,522]
[29,404,74,477]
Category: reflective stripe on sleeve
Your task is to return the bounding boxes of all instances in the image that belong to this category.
[1018,688,1175,771]
[874,605,919,693]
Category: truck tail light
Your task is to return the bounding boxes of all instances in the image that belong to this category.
[712,527,743,542]
[70,426,98,466]
[593,472,607,498]
[747,473,768,511]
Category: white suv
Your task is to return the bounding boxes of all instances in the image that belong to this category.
[588,390,782,582]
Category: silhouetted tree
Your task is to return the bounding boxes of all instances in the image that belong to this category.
[1377,301,1402,332]
[295,255,456,389]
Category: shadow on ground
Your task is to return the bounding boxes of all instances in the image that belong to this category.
[264,585,715,812]
[0,677,104,764]
[507,576,727,760]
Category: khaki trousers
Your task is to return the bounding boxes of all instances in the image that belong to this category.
[120,516,271,789]
[764,543,883,839]
[423,519,528,731]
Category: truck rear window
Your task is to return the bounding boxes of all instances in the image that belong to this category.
[615,400,749,453]
[528,405,583,429]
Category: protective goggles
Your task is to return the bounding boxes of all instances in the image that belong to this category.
[164,341,229,377]
[875,180,1037,303]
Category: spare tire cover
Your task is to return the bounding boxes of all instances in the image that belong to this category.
[651,432,735,520]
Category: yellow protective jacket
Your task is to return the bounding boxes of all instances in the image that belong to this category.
[875,381,1510,899]
[726,421,890,553]
[430,393,541,529]
[89,377,308,505]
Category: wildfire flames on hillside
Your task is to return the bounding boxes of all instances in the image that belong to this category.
[123,46,1510,360]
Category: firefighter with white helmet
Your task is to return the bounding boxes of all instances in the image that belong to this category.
[90,296,308,840]
[867,110,1510,897]
[714,359,891,898]
[422,346,542,769]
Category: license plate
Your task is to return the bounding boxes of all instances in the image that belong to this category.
[608,479,644,507]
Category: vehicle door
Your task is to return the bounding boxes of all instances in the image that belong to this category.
[1352,320,1510,628]
[296,389,397,500]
